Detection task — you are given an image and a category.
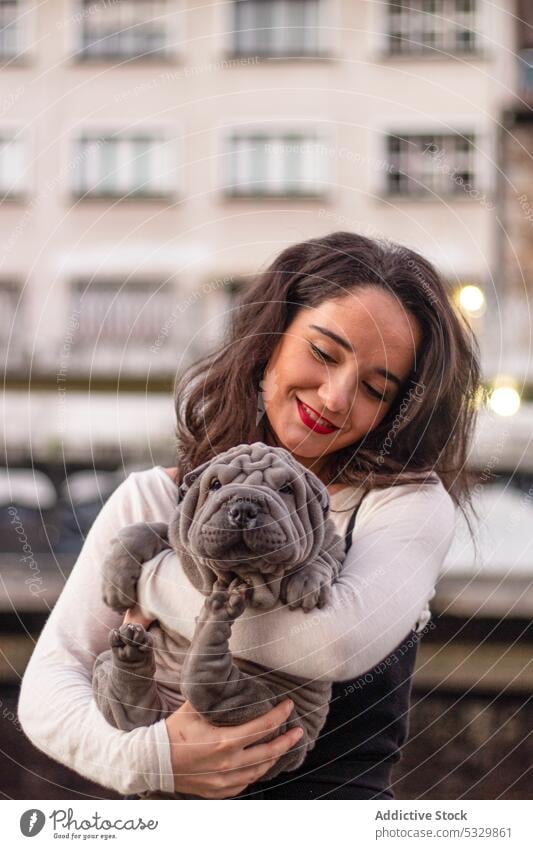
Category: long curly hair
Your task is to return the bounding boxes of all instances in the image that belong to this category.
[172,231,481,517]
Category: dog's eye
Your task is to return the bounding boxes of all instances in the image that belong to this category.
[209,477,222,491]
[279,483,293,495]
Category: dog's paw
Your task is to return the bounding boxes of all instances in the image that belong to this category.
[226,583,250,618]
[101,526,160,613]
[102,580,138,613]
[102,551,141,613]
[110,623,153,663]
[280,570,331,613]
[200,583,251,623]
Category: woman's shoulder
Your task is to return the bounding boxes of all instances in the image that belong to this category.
[123,465,177,483]
[106,466,178,520]
[360,473,456,532]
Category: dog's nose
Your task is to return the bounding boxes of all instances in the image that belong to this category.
[227,499,259,529]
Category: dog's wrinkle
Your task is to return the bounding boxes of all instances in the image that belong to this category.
[207,515,287,540]
[198,505,274,532]
[196,524,288,559]
[206,489,269,512]
[175,439,331,598]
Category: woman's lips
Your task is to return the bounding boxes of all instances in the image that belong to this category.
[296,398,339,434]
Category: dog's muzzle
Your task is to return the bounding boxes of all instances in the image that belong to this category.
[226,497,259,530]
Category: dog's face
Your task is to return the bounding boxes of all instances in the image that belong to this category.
[168,442,330,582]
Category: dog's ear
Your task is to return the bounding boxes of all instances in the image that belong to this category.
[281,450,330,515]
[177,458,214,504]
[303,469,330,515]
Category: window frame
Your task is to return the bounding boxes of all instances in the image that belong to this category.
[370,0,487,59]
[385,130,478,198]
[0,0,36,62]
[68,0,183,64]
[0,279,25,369]
[219,123,332,199]
[0,125,30,200]
[370,119,493,202]
[226,0,334,60]
[69,126,179,200]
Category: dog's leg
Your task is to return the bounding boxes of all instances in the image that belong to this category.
[180,586,307,775]
[102,521,170,613]
[93,623,166,731]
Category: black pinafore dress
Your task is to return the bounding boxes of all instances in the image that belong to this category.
[241,496,420,800]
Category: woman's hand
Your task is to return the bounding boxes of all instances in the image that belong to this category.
[122,604,155,630]
[164,698,303,798]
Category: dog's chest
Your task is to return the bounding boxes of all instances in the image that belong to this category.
[148,626,191,711]
[148,624,332,733]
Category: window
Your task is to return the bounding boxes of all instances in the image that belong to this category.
[0,283,18,345]
[387,0,477,56]
[233,0,321,57]
[225,132,326,197]
[73,134,173,198]
[77,0,168,60]
[71,280,182,372]
[0,136,25,197]
[518,49,533,102]
[386,132,476,197]
[0,283,24,367]
[0,0,19,58]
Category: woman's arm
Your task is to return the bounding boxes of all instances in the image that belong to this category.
[17,471,176,796]
[137,480,456,683]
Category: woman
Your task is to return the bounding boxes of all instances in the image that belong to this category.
[18,231,479,800]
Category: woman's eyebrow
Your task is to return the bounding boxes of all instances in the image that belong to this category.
[309,324,402,387]
[309,324,354,353]
[374,367,402,389]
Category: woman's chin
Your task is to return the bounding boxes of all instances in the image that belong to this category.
[276,432,328,464]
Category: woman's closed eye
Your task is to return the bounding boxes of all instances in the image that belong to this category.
[309,341,390,403]
[363,382,389,403]
[309,342,335,364]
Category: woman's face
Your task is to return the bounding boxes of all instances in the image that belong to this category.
[261,286,423,479]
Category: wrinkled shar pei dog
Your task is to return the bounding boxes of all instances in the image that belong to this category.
[92,442,347,798]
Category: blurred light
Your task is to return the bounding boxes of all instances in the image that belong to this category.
[488,379,521,416]
[456,284,486,317]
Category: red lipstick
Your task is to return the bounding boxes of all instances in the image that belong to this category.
[296,398,339,435]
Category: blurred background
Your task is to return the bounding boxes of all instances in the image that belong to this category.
[1,0,532,799]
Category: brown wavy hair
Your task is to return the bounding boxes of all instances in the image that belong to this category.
[172,231,481,515]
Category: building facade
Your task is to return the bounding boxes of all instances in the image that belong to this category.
[0,0,518,461]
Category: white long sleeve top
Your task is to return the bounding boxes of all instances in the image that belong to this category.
[18,465,456,796]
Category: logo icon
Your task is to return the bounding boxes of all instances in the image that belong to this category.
[20,809,45,837]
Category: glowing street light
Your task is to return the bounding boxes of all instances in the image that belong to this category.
[487,379,521,417]
[456,284,486,318]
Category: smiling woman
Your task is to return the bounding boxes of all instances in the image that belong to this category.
[18,231,481,802]
[174,231,480,511]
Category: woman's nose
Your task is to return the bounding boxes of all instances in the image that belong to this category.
[317,377,355,416]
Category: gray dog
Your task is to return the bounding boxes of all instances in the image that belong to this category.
[92,442,346,798]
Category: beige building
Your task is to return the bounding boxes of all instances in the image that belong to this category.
[497,0,533,379]
[0,0,520,461]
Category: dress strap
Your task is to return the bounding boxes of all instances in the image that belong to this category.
[343,493,366,554]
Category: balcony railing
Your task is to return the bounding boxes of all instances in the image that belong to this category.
[67,282,202,375]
